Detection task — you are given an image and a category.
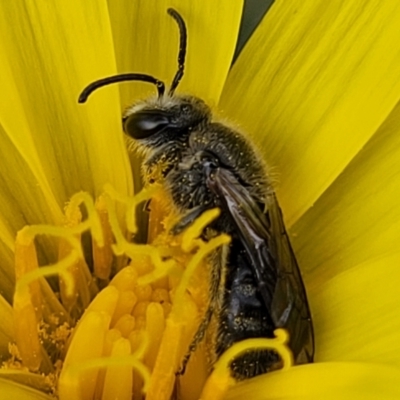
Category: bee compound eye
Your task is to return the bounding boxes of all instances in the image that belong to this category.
[123,111,170,139]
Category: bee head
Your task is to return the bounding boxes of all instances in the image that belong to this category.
[121,94,211,149]
[78,8,201,148]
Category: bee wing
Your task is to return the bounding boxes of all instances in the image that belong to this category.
[207,167,314,364]
[266,193,314,363]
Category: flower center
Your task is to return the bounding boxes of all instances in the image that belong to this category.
[9,186,293,400]
[9,186,224,398]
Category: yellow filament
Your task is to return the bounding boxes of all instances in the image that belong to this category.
[93,329,122,400]
[93,194,114,280]
[135,256,176,286]
[101,338,133,400]
[110,291,137,326]
[103,192,177,285]
[174,234,231,315]
[16,225,83,299]
[144,303,165,370]
[14,225,85,371]
[104,183,158,234]
[129,253,154,276]
[59,311,111,400]
[66,191,103,246]
[103,329,122,356]
[60,353,150,400]
[58,236,92,314]
[129,330,149,360]
[200,329,293,400]
[181,208,221,252]
[146,293,199,400]
[145,319,185,400]
[102,193,127,254]
[110,265,138,290]
[14,228,42,318]
[141,231,229,296]
[81,286,119,317]
[13,291,42,371]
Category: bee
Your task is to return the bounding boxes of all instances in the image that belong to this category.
[79,8,314,380]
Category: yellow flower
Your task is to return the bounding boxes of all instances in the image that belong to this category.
[1,0,400,399]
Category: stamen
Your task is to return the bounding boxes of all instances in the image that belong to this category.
[11,186,235,399]
[134,284,152,301]
[92,195,114,280]
[79,285,119,317]
[109,265,138,290]
[174,234,231,313]
[59,314,151,399]
[104,183,158,235]
[58,237,91,316]
[101,337,133,400]
[15,228,42,318]
[144,303,165,370]
[14,227,72,371]
[129,330,149,359]
[16,225,83,299]
[113,314,136,338]
[93,329,122,399]
[132,301,150,318]
[13,289,42,371]
[110,291,137,327]
[102,191,177,285]
[67,191,103,246]
[145,211,230,400]
[58,311,111,400]
[145,293,198,400]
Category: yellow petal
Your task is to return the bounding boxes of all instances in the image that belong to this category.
[220,0,400,225]
[0,241,15,302]
[0,124,70,298]
[309,253,400,364]
[0,1,132,206]
[0,371,50,394]
[0,378,52,400]
[0,294,14,358]
[293,100,400,365]
[0,126,62,235]
[225,362,400,400]
[107,0,244,105]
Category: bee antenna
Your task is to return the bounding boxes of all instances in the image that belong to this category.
[167,8,187,96]
[78,73,166,103]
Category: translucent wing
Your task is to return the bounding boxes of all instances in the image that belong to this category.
[207,166,314,364]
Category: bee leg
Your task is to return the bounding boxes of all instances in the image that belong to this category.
[177,248,224,375]
[170,205,209,235]
[176,306,213,376]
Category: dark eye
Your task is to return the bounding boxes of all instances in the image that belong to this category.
[123,110,171,139]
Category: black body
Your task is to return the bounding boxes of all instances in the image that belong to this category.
[124,97,314,379]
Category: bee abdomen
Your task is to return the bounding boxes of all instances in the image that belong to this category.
[215,238,281,380]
